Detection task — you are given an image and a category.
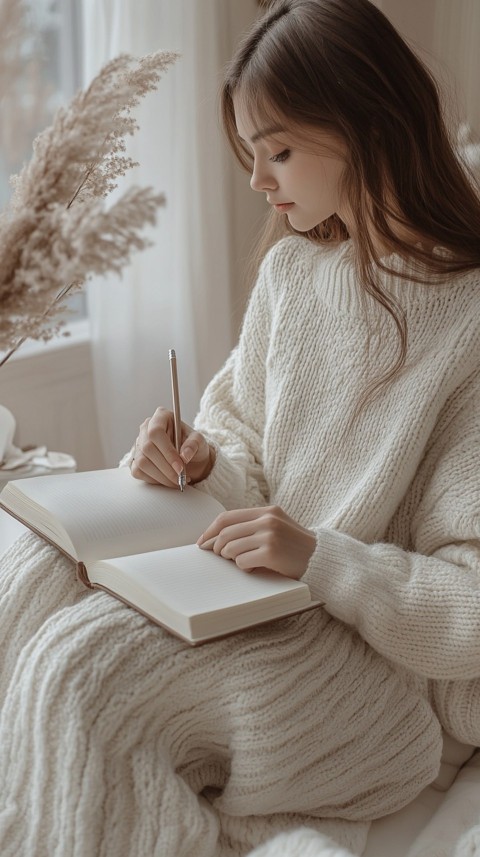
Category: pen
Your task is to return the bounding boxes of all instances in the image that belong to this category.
[168,349,186,492]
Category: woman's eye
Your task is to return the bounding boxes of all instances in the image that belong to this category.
[270,149,290,163]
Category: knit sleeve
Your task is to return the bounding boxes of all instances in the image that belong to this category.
[192,244,280,511]
[192,350,270,510]
[429,678,480,745]
[302,370,480,681]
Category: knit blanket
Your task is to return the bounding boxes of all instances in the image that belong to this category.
[0,533,443,857]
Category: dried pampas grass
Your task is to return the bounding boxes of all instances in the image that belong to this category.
[0,0,178,364]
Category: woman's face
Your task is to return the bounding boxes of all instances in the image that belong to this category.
[234,98,347,232]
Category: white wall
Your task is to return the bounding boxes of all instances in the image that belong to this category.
[0,329,104,471]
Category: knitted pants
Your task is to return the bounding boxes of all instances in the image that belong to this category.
[0,533,442,857]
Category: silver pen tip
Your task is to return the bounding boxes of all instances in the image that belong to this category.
[178,472,186,492]
[169,348,176,360]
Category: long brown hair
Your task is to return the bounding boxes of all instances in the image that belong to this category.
[221,0,480,420]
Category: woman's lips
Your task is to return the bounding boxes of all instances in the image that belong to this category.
[273,202,294,212]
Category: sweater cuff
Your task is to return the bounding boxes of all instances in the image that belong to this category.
[193,443,244,509]
[302,527,365,628]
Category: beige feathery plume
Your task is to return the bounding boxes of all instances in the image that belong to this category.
[0,0,178,364]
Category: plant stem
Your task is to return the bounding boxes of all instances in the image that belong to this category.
[0,280,80,367]
[67,132,111,210]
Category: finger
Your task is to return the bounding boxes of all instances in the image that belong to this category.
[131,444,179,489]
[130,469,165,486]
[196,534,271,575]
[213,523,263,557]
[234,548,272,573]
[197,531,258,554]
[196,508,267,545]
[137,413,185,485]
[179,429,205,464]
[212,531,282,573]
[247,566,275,575]
[218,535,261,562]
[130,455,179,488]
[130,433,178,487]
[197,536,216,550]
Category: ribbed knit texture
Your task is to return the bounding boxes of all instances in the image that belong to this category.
[0,529,441,857]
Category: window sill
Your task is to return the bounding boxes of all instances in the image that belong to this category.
[0,316,104,470]
[1,319,90,364]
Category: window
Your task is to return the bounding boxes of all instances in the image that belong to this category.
[0,0,86,320]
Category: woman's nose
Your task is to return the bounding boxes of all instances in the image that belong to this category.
[250,163,278,193]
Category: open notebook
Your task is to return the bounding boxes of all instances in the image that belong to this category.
[0,467,320,644]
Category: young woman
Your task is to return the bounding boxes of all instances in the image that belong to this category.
[1,2,479,856]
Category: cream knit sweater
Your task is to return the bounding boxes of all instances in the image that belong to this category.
[0,236,478,857]
[195,236,480,739]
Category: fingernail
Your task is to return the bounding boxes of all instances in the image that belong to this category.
[196,534,204,546]
[172,461,183,475]
[198,537,216,550]
[181,448,193,464]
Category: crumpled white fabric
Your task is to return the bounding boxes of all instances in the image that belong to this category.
[246,829,356,857]
[0,405,76,477]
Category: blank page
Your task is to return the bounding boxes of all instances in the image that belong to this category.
[90,544,312,639]
[2,468,225,562]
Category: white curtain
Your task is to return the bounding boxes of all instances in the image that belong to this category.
[375,0,480,136]
[82,0,241,467]
[431,0,480,136]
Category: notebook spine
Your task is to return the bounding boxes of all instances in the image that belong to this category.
[77,562,94,589]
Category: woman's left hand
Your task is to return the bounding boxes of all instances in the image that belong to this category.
[196,505,316,580]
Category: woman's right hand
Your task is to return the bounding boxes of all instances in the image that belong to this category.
[129,406,215,488]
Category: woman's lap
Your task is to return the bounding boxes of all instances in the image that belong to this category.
[0,534,442,857]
